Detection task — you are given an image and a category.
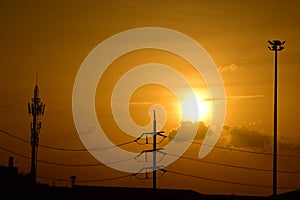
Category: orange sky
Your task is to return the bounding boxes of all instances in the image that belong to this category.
[0,0,300,197]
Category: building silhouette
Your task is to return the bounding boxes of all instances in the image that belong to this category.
[0,156,299,199]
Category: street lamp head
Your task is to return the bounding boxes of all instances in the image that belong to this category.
[278,46,284,51]
[268,40,274,45]
[268,40,285,51]
[273,40,283,45]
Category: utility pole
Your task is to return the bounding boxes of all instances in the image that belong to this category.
[268,40,285,196]
[136,110,164,190]
[28,74,45,183]
[153,110,157,190]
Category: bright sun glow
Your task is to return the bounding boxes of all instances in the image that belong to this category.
[181,92,211,123]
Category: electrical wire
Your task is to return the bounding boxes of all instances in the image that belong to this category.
[36,169,299,190]
[166,135,300,158]
[1,144,299,174]
[38,174,133,183]
[0,146,134,167]
[1,141,299,191]
[1,129,300,173]
[2,129,300,157]
[165,170,300,190]
[165,152,300,174]
[0,129,135,151]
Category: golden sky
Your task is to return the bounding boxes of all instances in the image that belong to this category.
[0,0,300,197]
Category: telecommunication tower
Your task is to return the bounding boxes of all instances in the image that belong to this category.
[28,75,45,183]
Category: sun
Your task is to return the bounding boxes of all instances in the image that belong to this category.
[181,91,211,123]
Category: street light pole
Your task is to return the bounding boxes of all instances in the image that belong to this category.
[268,40,285,197]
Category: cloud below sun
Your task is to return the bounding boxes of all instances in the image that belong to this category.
[165,120,300,155]
[218,64,242,72]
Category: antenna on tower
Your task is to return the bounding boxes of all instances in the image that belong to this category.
[28,74,45,183]
[36,72,38,85]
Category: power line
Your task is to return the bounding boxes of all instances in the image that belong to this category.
[0,129,136,151]
[35,168,300,190]
[0,129,29,143]
[37,139,136,152]
[2,145,299,190]
[133,169,166,180]
[166,135,300,158]
[38,174,133,183]
[166,170,300,190]
[2,129,300,158]
[3,145,299,174]
[0,146,134,167]
[1,129,300,174]
[165,153,300,174]
[38,171,163,184]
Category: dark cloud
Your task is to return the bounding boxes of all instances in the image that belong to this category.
[168,121,209,141]
[222,124,231,131]
[197,121,209,139]
[167,121,300,155]
[229,126,270,148]
[278,137,300,154]
[223,124,300,155]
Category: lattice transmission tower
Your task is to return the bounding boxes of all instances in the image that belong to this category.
[28,75,45,183]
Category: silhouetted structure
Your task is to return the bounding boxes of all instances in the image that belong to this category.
[138,110,165,191]
[152,110,158,190]
[28,75,45,183]
[1,156,299,199]
[0,156,35,190]
[70,175,76,187]
[0,157,18,187]
[268,40,285,197]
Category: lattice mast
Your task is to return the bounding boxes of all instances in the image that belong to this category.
[28,74,45,182]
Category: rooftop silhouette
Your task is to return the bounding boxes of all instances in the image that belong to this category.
[0,156,299,200]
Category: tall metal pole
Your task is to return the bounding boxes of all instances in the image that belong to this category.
[273,46,278,197]
[28,75,45,183]
[268,40,285,196]
[153,110,157,190]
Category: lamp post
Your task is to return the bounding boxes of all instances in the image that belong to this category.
[268,40,285,196]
